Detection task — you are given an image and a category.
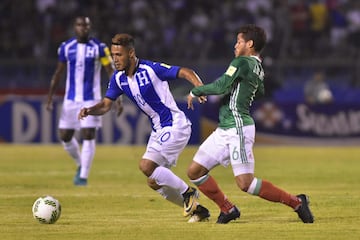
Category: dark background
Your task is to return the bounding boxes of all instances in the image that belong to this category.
[1,0,360,103]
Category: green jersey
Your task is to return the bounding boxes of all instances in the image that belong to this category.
[192,56,265,129]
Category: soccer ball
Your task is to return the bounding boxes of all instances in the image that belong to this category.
[32,196,61,224]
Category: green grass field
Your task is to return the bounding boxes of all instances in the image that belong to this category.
[0,144,359,240]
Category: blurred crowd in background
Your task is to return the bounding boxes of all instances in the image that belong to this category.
[1,0,360,102]
[1,0,360,60]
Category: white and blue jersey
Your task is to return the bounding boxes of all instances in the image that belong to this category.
[105,59,191,131]
[58,37,112,102]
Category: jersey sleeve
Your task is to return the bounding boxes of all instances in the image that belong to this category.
[105,73,123,100]
[254,78,265,99]
[150,61,180,81]
[192,58,244,96]
[99,43,112,66]
[58,42,66,63]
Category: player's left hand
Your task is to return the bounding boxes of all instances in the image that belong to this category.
[198,96,207,104]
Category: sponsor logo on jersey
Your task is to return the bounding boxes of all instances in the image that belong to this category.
[225,65,237,76]
[160,63,171,69]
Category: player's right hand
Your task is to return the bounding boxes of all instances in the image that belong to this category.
[187,93,207,110]
[114,96,124,117]
[78,108,89,120]
[46,100,53,111]
[187,94,194,110]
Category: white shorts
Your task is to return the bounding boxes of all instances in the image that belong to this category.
[142,123,191,168]
[193,125,255,176]
[58,100,102,130]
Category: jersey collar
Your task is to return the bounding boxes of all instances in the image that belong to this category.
[250,55,262,62]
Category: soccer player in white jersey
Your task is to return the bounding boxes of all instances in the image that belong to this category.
[78,33,209,222]
[46,16,122,186]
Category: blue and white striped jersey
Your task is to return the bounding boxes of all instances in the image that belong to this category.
[105,59,190,131]
[58,37,112,102]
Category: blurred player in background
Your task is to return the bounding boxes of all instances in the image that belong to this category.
[304,70,333,105]
[187,24,314,224]
[46,16,122,186]
[78,33,209,222]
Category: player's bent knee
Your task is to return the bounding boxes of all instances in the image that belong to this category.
[186,167,196,180]
[139,159,157,177]
[138,163,150,176]
[81,128,96,139]
[59,132,72,142]
[236,181,249,192]
[59,129,74,142]
[235,175,253,192]
[187,161,207,180]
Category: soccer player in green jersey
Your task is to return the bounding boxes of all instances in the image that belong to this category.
[186,24,314,224]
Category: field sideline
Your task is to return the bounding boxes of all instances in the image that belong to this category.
[0,144,359,240]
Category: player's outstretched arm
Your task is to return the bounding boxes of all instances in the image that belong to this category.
[114,96,124,116]
[78,97,113,120]
[178,67,207,105]
[178,67,203,87]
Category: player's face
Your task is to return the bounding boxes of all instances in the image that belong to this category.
[234,33,248,57]
[111,45,131,71]
[74,17,91,41]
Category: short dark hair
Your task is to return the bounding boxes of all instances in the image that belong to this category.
[111,33,135,49]
[238,25,266,53]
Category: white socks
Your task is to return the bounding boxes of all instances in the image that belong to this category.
[150,166,189,206]
[80,139,95,179]
[62,138,96,179]
[156,186,183,207]
[62,138,81,166]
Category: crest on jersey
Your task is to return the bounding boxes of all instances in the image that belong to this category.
[225,65,237,77]
[136,71,150,86]
[86,46,95,58]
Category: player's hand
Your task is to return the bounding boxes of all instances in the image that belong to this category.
[198,96,207,104]
[187,93,207,110]
[46,99,53,111]
[114,96,124,117]
[78,108,89,120]
[187,94,194,110]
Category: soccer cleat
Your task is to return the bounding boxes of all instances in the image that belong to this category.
[188,205,210,223]
[182,187,199,217]
[73,166,81,182]
[216,206,241,224]
[295,194,314,223]
[73,166,87,186]
[74,177,87,186]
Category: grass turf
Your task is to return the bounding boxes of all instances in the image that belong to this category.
[0,144,359,240]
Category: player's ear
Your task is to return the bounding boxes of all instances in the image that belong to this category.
[129,48,135,58]
[247,40,254,49]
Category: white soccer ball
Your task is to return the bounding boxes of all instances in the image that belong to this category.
[32,196,61,224]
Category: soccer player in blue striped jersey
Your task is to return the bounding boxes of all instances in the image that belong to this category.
[46,16,122,186]
[187,25,314,224]
[78,33,209,222]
